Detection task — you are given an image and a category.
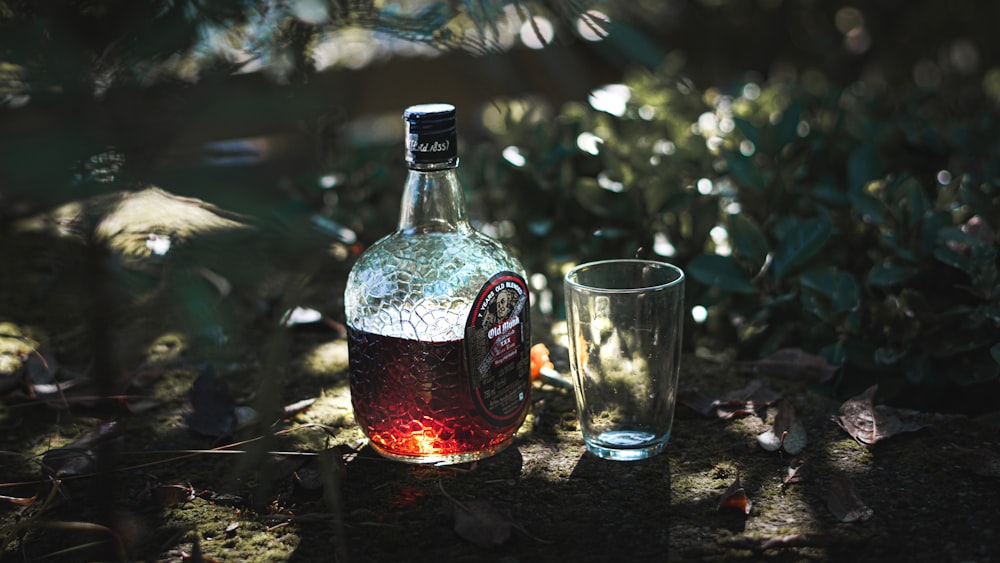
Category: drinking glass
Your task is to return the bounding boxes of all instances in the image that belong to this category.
[564,259,684,461]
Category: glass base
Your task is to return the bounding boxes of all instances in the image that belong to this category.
[368,436,514,466]
[585,430,667,461]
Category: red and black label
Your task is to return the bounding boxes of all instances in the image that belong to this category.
[465,271,531,426]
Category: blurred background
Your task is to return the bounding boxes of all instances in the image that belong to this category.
[1,0,998,412]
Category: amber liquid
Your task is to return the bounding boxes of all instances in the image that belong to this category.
[348,327,525,464]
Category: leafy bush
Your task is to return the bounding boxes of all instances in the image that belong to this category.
[460,57,1000,411]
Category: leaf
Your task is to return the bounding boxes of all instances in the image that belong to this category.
[679,380,781,419]
[799,268,860,314]
[847,144,882,193]
[677,390,721,418]
[728,213,770,269]
[825,472,873,523]
[771,215,833,280]
[717,473,752,515]
[833,385,925,446]
[902,178,930,227]
[687,254,756,294]
[41,421,121,477]
[716,379,782,419]
[848,189,888,226]
[771,102,802,152]
[452,499,513,548]
[184,363,238,437]
[757,400,807,455]
[733,116,759,147]
[867,261,919,287]
[726,152,766,191]
[742,348,839,383]
[783,458,806,487]
[152,484,196,506]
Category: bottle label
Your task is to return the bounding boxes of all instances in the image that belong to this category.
[465,271,531,426]
[406,131,458,165]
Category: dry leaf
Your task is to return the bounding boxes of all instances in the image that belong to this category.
[834,385,924,446]
[742,348,839,383]
[41,421,121,477]
[184,364,238,437]
[758,400,807,455]
[679,379,781,420]
[825,472,873,523]
[782,458,806,487]
[452,499,514,548]
[283,398,317,417]
[439,482,548,548]
[677,390,719,417]
[717,473,752,515]
[152,484,196,506]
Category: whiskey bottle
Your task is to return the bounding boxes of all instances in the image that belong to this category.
[344,103,531,465]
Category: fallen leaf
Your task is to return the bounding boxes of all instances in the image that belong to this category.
[717,473,752,515]
[722,379,783,406]
[825,471,873,523]
[757,400,807,455]
[782,458,806,487]
[677,390,719,417]
[152,484,196,506]
[834,385,924,446]
[41,421,121,477]
[741,348,839,383]
[679,380,781,420]
[438,482,549,548]
[283,398,317,418]
[451,499,513,548]
[184,364,238,437]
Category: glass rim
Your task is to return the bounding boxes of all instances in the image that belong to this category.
[564,259,685,293]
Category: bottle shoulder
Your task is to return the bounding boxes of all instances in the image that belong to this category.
[349,229,523,275]
[344,229,525,340]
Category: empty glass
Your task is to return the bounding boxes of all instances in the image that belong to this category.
[564,259,684,461]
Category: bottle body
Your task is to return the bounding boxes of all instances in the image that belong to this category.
[344,104,530,465]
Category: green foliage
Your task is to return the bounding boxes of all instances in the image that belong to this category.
[469,59,1000,405]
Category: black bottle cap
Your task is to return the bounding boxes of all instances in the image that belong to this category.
[403,103,458,167]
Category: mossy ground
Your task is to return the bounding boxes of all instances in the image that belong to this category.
[3,325,999,562]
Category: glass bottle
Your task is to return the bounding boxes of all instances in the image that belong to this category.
[344,103,531,465]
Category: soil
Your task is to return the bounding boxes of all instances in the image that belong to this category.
[2,192,999,562]
[2,322,1000,563]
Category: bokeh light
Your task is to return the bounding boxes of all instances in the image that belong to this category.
[520,16,555,49]
[589,84,631,117]
[576,10,610,41]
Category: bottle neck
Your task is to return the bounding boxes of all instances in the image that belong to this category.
[397,164,469,233]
